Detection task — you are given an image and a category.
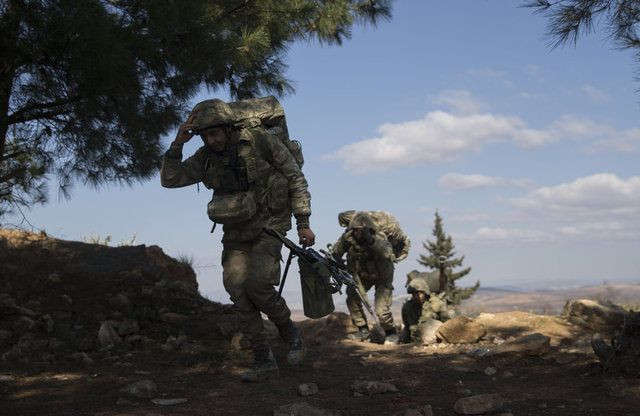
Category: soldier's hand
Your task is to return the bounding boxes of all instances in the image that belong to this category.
[298,228,316,247]
[174,114,197,145]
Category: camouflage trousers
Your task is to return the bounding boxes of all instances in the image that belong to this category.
[345,274,395,331]
[222,233,290,346]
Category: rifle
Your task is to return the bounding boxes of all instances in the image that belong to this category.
[264,227,386,344]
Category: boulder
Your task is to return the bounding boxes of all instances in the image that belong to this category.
[454,393,505,415]
[488,333,550,357]
[563,299,627,333]
[160,312,188,324]
[437,316,486,344]
[98,322,122,347]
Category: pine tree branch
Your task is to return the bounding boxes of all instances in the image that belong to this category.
[7,96,81,125]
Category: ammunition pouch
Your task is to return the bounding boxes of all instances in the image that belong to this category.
[207,191,257,224]
[298,258,335,319]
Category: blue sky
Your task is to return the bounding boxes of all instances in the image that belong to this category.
[6,1,640,299]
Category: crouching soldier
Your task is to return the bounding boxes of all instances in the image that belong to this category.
[398,278,455,344]
[160,98,315,382]
[331,212,399,343]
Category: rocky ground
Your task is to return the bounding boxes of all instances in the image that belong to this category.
[1,230,639,416]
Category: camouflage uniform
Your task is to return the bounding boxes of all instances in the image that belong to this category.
[161,124,311,348]
[400,278,454,343]
[331,213,396,332]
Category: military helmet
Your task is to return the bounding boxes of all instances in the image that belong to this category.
[190,99,235,132]
[407,278,430,295]
[349,212,375,230]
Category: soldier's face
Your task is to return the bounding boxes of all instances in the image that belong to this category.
[413,292,427,304]
[201,127,227,152]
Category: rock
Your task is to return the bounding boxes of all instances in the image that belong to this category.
[418,318,442,345]
[151,398,188,406]
[230,332,251,350]
[350,380,398,396]
[98,322,122,347]
[563,299,627,333]
[68,352,94,365]
[454,393,505,415]
[392,410,422,416]
[160,312,188,324]
[117,320,140,336]
[42,314,54,333]
[273,401,342,416]
[119,380,158,399]
[297,383,319,397]
[47,273,62,284]
[116,397,136,405]
[0,374,16,382]
[61,294,73,305]
[488,333,550,357]
[483,367,497,376]
[13,316,36,332]
[423,404,434,416]
[437,316,486,344]
[110,293,132,310]
[0,330,12,346]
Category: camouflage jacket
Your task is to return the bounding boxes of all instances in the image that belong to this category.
[402,292,449,329]
[331,230,395,280]
[160,128,311,242]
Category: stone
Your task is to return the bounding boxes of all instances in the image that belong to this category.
[563,299,627,333]
[119,380,158,399]
[42,314,54,333]
[61,294,73,305]
[46,273,62,284]
[98,322,122,347]
[392,410,422,416]
[151,398,188,406]
[436,316,486,344]
[350,380,398,396]
[13,316,36,332]
[0,374,16,382]
[488,333,550,357]
[116,397,135,405]
[159,312,188,324]
[230,332,251,350]
[0,330,12,346]
[423,404,434,416]
[117,320,139,336]
[454,393,505,415]
[419,319,442,345]
[110,293,132,310]
[297,383,319,397]
[273,401,342,416]
[68,352,94,365]
[483,367,497,376]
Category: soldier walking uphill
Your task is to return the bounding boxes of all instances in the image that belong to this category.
[160,99,315,382]
[331,212,409,344]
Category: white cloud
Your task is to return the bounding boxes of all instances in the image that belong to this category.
[512,173,640,217]
[328,110,526,173]
[438,173,533,190]
[581,84,611,104]
[523,64,544,81]
[328,91,640,173]
[433,90,486,114]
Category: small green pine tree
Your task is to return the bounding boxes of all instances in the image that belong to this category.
[418,211,479,305]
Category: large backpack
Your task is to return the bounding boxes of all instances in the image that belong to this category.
[191,96,304,167]
[338,210,411,262]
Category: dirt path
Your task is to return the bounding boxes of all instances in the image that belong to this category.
[2,325,640,416]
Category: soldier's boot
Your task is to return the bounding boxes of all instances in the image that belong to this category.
[384,328,399,344]
[347,325,371,342]
[276,319,306,365]
[240,342,279,382]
